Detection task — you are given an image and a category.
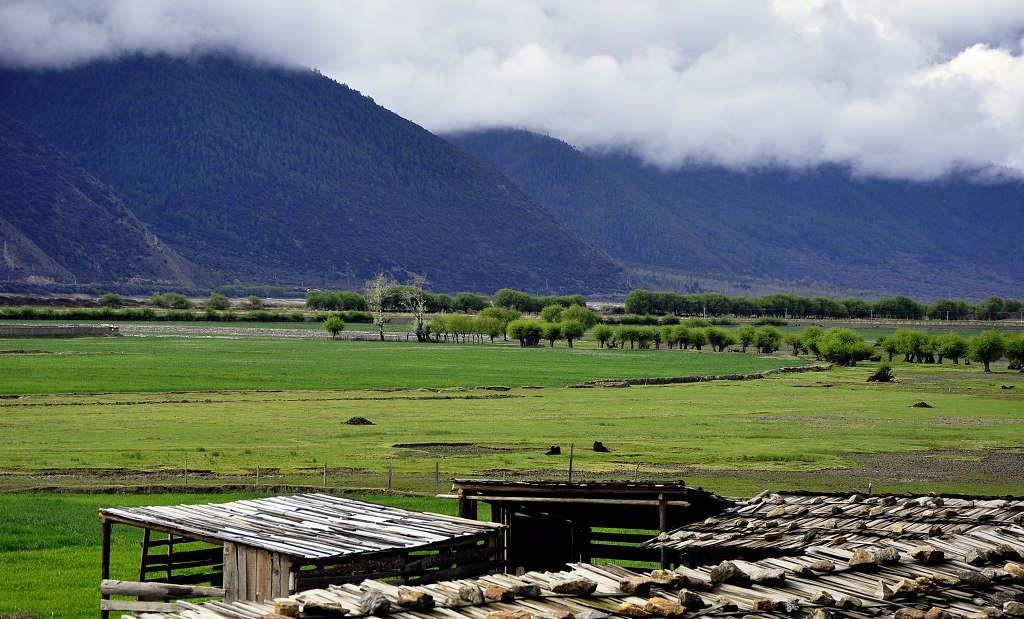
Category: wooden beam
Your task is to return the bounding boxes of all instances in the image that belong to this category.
[99,599,180,612]
[100,580,224,598]
[100,519,112,619]
[467,495,690,507]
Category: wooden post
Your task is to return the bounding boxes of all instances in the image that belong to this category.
[323,464,327,488]
[658,493,669,569]
[184,455,188,487]
[256,466,260,487]
[387,458,393,491]
[568,444,574,482]
[434,461,440,496]
[101,519,112,619]
[457,490,477,520]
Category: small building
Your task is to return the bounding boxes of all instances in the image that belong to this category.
[0,323,119,337]
[99,493,504,615]
[451,479,733,571]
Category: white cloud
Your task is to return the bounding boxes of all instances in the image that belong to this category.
[2,0,1024,179]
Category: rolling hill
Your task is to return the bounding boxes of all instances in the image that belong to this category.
[446,129,1024,300]
[0,55,631,295]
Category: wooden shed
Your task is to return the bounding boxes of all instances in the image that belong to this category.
[99,493,504,615]
[450,479,733,572]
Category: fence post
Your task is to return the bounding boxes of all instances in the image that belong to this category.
[323,464,328,489]
[568,444,574,482]
[387,458,393,492]
[434,461,440,496]
[184,455,188,487]
[256,466,260,487]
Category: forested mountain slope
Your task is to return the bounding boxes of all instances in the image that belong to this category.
[447,129,1024,300]
[0,112,205,290]
[0,56,630,294]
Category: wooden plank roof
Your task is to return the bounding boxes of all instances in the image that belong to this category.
[646,491,1024,557]
[128,546,1024,619]
[100,493,502,560]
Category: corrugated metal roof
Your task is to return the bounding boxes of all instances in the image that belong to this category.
[100,493,502,560]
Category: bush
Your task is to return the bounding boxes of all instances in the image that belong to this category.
[753,317,788,326]
[99,293,125,308]
[867,362,895,382]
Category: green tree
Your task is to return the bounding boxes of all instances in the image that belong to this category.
[1005,334,1024,371]
[637,326,658,349]
[593,324,614,348]
[204,292,231,310]
[540,304,564,323]
[323,315,345,339]
[976,296,1006,321]
[817,328,874,366]
[99,293,124,308]
[452,292,491,312]
[493,288,534,312]
[932,332,968,364]
[541,322,563,347]
[890,329,932,363]
[688,327,709,351]
[968,331,1006,372]
[736,325,756,353]
[753,326,782,354]
[560,320,585,348]
[560,304,599,329]
[241,295,264,310]
[476,316,505,344]
[800,326,824,358]
[706,327,737,352]
[507,319,543,347]
[784,333,803,357]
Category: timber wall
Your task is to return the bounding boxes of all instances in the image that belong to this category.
[0,324,120,338]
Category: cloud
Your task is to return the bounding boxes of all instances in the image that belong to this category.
[3,0,1024,180]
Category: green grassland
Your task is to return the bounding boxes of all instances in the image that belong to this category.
[0,322,1022,617]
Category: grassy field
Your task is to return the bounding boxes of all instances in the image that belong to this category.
[0,321,1021,617]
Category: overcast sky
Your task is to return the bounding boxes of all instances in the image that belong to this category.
[3,0,1024,180]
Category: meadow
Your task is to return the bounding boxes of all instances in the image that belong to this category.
[0,321,1022,617]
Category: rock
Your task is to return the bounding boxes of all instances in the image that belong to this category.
[619,576,655,595]
[274,599,301,618]
[397,589,435,612]
[345,416,374,425]
[764,530,785,541]
[1005,562,1024,581]
[966,549,991,565]
[679,590,706,610]
[766,507,787,518]
[836,595,863,610]
[650,570,688,588]
[958,569,993,588]
[593,441,610,452]
[933,573,959,586]
[849,493,864,503]
[548,611,575,619]
[513,584,541,598]
[808,591,835,607]
[892,524,906,535]
[822,518,838,529]
[811,609,832,619]
[911,545,944,564]
[751,599,774,611]
[678,574,713,591]
[709,561,751,587]
[849,548,877,570]
[876,581,895,600]
[997,545,1020,560]
[576,613,610,619]
[876,547,902,565]
[715,597,739,612]
[807,560,836,572]
[792,565,815,578]
[773,599,801,614]
[300,600,349,616]
[486,612,532,619]
[891,578,919,598]
[616,602,650,618]
[830,536,848,546]
[644,598,686,617]
[458,585,485,605]
[360,590,391,617]
[484,586,516,602]
[1004,602,1024,618]
[895,609,927,619]
[928,525,945,537]
[749,568,786,585]
[914,577,937,595]
[925,608,950,619]
[545,445,561,455]
[553,579,598,596]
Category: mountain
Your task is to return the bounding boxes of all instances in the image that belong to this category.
[0,55,630,295]
[446,129,1024,300]
[0,112,206,291]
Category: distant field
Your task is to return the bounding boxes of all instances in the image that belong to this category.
[0,331,803,394]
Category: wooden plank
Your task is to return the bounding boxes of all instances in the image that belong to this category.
[101,580,224,598]
[99,599,180,612]
[244,546,258,601]
[271,552,289,597]
[100,520,112,619]
[469,495,691,506]
[255,548,272,602]
[223,542,238,603]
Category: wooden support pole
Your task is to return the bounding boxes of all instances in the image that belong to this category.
[387,458,393,491]
[434,461,440,496]
[323,464,327,488]
[658,492,670,569]
[568,443,574,482]
[101,519,112,619]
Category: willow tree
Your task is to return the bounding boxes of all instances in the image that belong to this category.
[364,273,397,342]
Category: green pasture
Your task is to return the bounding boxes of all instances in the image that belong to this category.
[0,334,803,395]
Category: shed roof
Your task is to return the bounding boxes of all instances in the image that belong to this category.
[644,491,1024,558]
[99,493,502,561]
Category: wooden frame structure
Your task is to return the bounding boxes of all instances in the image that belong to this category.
[99,493,504,616]
[451,480,733,572]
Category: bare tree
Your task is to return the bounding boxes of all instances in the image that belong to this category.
[364,273,397,341]
[403,274,429,342]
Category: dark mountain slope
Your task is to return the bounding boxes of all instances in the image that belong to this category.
[0,56,630,294]
[447,129,1023,300]
[0,112,206,290]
